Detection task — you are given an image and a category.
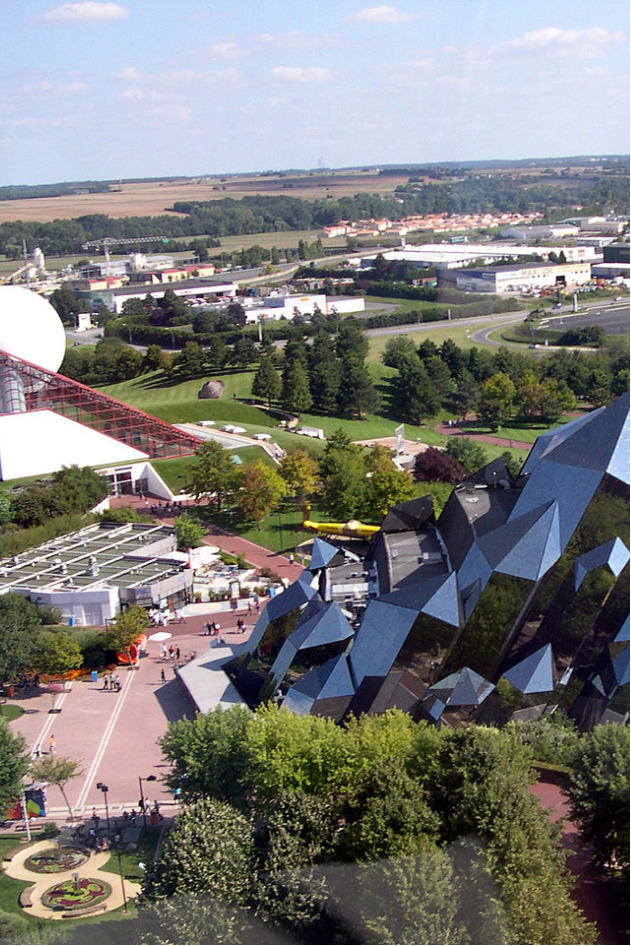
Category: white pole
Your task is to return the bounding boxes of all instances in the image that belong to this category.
[20,793,32,842]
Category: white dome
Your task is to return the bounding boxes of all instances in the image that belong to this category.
[0,287,66,373]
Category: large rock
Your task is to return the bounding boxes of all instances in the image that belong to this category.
[198,379,225,399]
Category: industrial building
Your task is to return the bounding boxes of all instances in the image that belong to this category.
[437,260,593,293]
[0,521,193,625]
[360,242,599,271]
[242,293,365,323]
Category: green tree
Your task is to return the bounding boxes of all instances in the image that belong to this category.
[382,336,418,369]
[188,440,237,512]
[451,367,480,420]
[279,450,319,505]
[567,723,630,880]
[390,361,440,425]
[173,513,204,551]
[230,337,258,368]
[281,359,313,414]
[251,356,281,408]
[29,755,83,821]
[140,797,253,944]
[0,719,29,820]
[174,341,206,379]
[237,462,288,525]
[0,489,14,525]
[161,705,251,804]
[338,364,379,419]
[307,330,341,415]
[444,438,487,474]
[142,344,170,373]
[478,371,516,430]
[104,604,149,666]
[0,595,40,685]
[363,447,415,518]
[35,631,82,709]
[319,443,367,520]
[336,319,369,365]
[50,465,108,516]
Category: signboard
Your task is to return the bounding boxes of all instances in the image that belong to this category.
[7,788,46,821]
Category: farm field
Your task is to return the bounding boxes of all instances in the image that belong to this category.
[0,170,408,224]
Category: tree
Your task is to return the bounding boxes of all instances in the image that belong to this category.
[50,465,108,516]
[174,341,206,379]
[252,356,281,408]
[0,489,14,526]
[307,330,341,415]
[230,337,258,368]
[451,368,480,420]
[338,364,379,419]
[390,361,440,425]
[444,438,487,474]
[0,594,41,685]
[237,462,288,525]
[281,359,313,414]
[104,604,149,666]
[30,756,83,821]
[188,440,237,511]
[363,452,415,518]
[0,719,29,820]
[319,443,367,520]
[567,724,630,880]
[161,705,252,803]
[140,797,253,944]
[173,513,204,551]
[413,448,466,485]
[382,337,418,369]
[478,372,516,431]
[336,320,369,366]
[279,450,319,505]
[35,631,82,709]
[142,344,170,374]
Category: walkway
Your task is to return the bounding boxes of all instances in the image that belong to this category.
[435,421,533,451]
[3,838,140,920]
[530,778,628,945]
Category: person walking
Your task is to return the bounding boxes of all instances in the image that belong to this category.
[102,674,109,690]
[175,646,180,660]
[48,735,55,754]
[160,668,166,683]
[114,674,121,692]
[288,553,294,565]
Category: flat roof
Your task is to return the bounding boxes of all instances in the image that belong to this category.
[0,521,184,594]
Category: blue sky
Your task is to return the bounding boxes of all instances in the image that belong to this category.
[1,1,629,184]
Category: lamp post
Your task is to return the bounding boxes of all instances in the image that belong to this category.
[138,774,156,835]
[114,841,128,912]
[95,782,110,836]
[277,505,284,554]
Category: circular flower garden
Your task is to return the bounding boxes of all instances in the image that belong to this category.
[41,877,112,911]
[24,847,89,874]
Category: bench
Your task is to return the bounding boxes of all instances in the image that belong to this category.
[19,888,33,908]
[61,903,106,918]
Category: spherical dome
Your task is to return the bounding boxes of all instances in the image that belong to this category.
[0,286,66,373]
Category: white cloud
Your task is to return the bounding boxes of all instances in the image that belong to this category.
[349,5,414,24]
[33,2,129,25]
[271,66,330,83]
[203,40,246,60]
[507,26,625,52]
[117,66,141,81]
[254,31,340,50]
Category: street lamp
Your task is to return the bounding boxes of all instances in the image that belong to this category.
[114,842,128,912]
[277,505,284,554]
[95,782,110,836]
[138,774,156,835]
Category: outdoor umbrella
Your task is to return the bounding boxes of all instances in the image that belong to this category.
[148,631,172,642]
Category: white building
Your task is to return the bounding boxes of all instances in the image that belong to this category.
[243,293,364,323]
[360,242,597,271]
[438,260,593,294]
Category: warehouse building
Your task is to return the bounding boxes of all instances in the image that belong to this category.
[437,260,592,293]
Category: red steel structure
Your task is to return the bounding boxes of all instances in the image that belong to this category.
[0,350,203,460]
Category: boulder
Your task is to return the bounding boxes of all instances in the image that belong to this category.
[198,379,225,399]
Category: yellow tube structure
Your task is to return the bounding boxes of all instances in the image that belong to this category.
[303,518,380,538]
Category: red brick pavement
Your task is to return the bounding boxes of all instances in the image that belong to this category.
[435,421,532,451]
[530,778,628,945]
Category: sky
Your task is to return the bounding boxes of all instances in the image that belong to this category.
[0,0,629,185]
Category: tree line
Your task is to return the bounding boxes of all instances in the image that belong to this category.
[1,165,627,258]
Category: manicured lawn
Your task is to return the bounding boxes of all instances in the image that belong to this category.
[0,704,24,722]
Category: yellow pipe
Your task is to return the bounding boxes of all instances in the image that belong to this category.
[303,518,380,538]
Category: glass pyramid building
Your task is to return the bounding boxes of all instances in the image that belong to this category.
[231,394,629,731]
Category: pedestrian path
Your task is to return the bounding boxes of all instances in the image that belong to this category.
[435,421,533,451]
[3,838,140,920]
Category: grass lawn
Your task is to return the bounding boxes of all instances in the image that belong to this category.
[366,321,518,363]
[100,827,160,885]
[0,704,24,722]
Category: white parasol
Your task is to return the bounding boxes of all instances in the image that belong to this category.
[148,631,172,642]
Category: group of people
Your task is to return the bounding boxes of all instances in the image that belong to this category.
[147,501,186,517]
[203,621,222,637]
[150,608,186,627]
[160,643,181,661]
[102,673,121,691]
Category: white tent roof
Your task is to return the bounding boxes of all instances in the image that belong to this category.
[0,410,148,481]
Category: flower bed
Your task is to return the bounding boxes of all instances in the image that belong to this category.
[41,877,111,911]
[24,847,89,874]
